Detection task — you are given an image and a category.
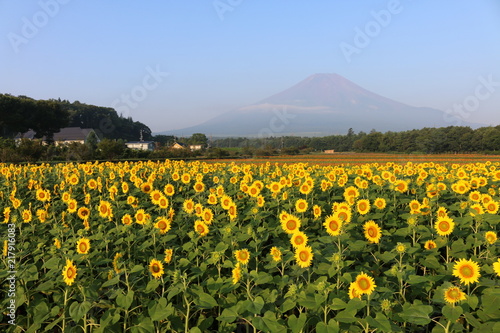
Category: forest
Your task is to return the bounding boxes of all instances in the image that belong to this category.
[212,126,500,154]
[0,93,152,141]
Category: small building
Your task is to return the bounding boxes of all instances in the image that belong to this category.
[16,127,99,146]
[125,141,155,151]
[324,149,335,154]
[189,144,203,151]
[171,142,187,149]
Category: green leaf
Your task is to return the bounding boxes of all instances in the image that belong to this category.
[36,280,55,291]
[148,297,170,321]
[248,296,265,314]
[189,328,202,333]
[419,255,441,270]
[194,292,218,309]
[287,313,307,333]
[407,275,430,285]
[464,313,481,328]
[252,311,286,333]
[254,271,273,285]
[442,305,463,322]
[280,298,296,313]
[129,265,144,274]
[399,304,432,325]
[334,309,357,323]
[346,298,366,311]
[366,313,392,332]
[144,279,160,293]
[217,307,238,323]
[130,317,155,333]
[330,298,347,310]
[101,275,120,288]
[69,300,91,323]
[467,294,479,310]
[33,300,49,324]
[43,257,60,269]
[316,320,339,333]
[378,251,396,263]
[116,290,134,310]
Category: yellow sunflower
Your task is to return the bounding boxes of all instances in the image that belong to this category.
[121,214,133,225]
[234,249,250,265]
[194,220,209,236]
[444,286,466,304]
[228,203,238,221]
[62,259,77,286]
[434,216,455,236]
[36,188,50,202]
[54,238,61,249]
[281,214,301,234]
[98,200,113,219]
[294,199,308,213]
[202,208,214,225]
[348,282,361,299]
[290,230,308,249]
[193,181,205,193]
[232,263,242,284]
[493,259,500,277]
[140,182,153,194]
[356,199,370,215]
[373,198,386,210]
[149,259,164,279]
[312,205,322,218]
[135,209,148,225]
[163,183,175,196]
[424,240,437,250]
[270,246,282,262]
[36,209,48,223]
[164,249,173,263]
[453,258,481,285]
[76,238,90,254]
[323,215,342,236]
[485,201,499,214]
[77,207,90,220]
[294,245,313,268]
[485,231,497,245]
[363,220,382,244]
[408,200,421,214]
[353,272,376,295]
[22,209,32,223]
[183,199,195,214]
[154,217,171,234]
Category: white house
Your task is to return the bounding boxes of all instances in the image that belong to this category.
[125,141,155,151]
[15,127,99,146]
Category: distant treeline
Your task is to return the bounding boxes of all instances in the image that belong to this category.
[212,126,500,154]
[0,94,152,141]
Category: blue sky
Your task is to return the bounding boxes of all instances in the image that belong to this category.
[1,0,499,133]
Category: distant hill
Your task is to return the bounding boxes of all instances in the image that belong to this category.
[159,73,482,137]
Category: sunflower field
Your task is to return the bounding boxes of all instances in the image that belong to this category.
[1,159,500,332]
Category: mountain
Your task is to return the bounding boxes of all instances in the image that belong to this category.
[160,73,480,137]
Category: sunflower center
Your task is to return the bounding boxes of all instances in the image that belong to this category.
[459,265,474,278]
[368,227,376,237]
[329,221,339,231]
[158,221,167,229]
[152,264,160,273]
[286,220,297,230]
[357,278,370,291]
[295,236,304,245]
[67,267,75,279]
[299,251,309,261]
[79,243,87,252]
[447,289,460,300]
[439,221,450,231]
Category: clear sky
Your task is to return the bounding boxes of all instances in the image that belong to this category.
[1,0,499,133]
